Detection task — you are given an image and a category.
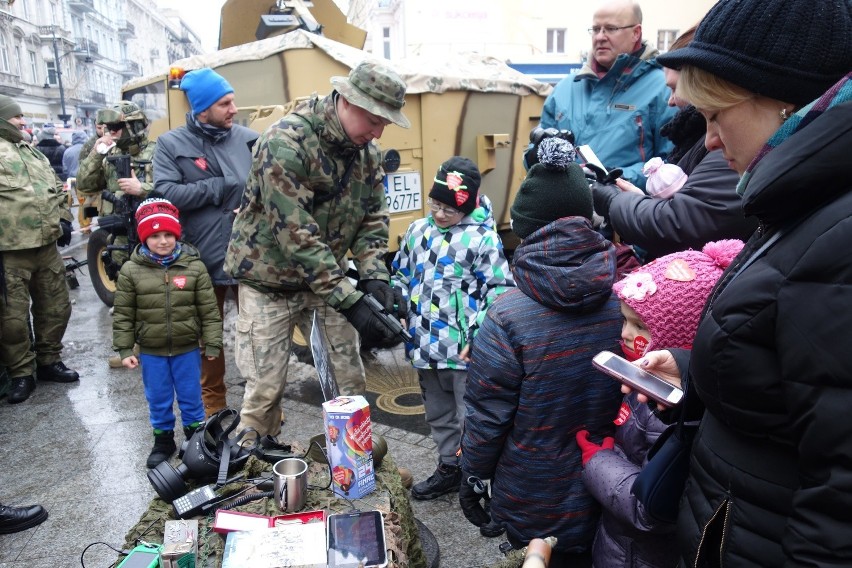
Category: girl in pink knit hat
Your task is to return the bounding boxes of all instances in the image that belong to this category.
[576,239,743,567]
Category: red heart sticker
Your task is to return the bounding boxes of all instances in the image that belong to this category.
[194,157,207,171]
[614,402,631,426]
[172,276,187,289]
[455,189,469,207]
[634,335,649,356]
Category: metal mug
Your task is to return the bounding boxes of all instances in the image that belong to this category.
[273,458,308,512]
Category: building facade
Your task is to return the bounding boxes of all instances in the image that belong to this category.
[0,0,202,133]
[349,0,716,72]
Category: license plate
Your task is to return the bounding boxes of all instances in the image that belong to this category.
[383,172,422,214]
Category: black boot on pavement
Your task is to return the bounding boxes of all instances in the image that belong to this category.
[411,462,461,500]
[146,430,176,469]
[0,503,48,534]
[36,361,79,383]
[183,422,201,440]
[7,376,36,404]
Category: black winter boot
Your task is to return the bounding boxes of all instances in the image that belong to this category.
[7,376,36,404]
[411,462,461,500]
[146,430,176,469]
[183,422,201,440]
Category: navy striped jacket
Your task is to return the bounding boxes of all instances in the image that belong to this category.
[461,216,624,553]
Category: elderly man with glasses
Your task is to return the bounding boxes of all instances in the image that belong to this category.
[532,0,676,190]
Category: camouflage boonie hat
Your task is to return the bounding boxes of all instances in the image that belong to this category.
[94,108,110,124]
[331,60,410,129]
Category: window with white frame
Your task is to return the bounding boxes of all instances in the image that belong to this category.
[382,27,391,59]
[29,50,38,83]
[658,29,678,53]
[547,28,566,54]
[0,35,10,73]
[14,44,22,77]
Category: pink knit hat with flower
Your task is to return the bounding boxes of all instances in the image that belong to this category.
[613,240,744,351]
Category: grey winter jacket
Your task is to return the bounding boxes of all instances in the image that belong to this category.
[582,392,677,567]
[153,116,258,284]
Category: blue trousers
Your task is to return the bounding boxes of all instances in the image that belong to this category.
[140,349,205,431]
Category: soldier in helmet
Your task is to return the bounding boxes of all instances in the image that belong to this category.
[77,101,156,215]
[76,109,107,229]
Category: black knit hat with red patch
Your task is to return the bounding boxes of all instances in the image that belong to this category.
[428,156,481,215]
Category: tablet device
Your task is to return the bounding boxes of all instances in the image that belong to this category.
[327,510,388,568]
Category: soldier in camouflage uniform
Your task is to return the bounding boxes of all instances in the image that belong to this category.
[77,101,156,217]
[224,60,410,437]
[0,94,79,404]
[76,110,107,229]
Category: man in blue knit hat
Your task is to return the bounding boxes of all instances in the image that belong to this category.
[153,68,258,417]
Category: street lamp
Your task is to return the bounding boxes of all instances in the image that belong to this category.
[48,27,92,127]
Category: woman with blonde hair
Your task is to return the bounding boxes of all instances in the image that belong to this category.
[631,0,852,565]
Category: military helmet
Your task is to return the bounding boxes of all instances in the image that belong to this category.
[103,100,147,126]
[105,100,149,149]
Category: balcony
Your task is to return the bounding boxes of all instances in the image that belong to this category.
[74,37,99,60]
[120,59,140,79]
[68,0,95,13]
[118,20,135,38]
[0,71,24,95]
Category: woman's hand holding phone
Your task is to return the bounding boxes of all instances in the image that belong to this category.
[632,350,683,406]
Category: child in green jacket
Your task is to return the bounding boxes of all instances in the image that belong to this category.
[113,198,222,468]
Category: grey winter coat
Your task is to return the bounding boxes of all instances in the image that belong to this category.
[582,392,677,567]
[153,116,258,284]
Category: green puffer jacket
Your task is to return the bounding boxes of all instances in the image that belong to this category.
[224,93,390,310]
[113,243,222,360]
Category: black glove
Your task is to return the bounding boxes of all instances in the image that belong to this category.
[585,163,624,185]
[358,279,405,319]
[591,182,621,218]
[459,473,491,527]
[57,219,73,247]
[341,295,399,349]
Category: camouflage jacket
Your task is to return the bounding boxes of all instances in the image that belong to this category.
[0,137,72,251]
[76,139,157,214]
[224,94,390,310]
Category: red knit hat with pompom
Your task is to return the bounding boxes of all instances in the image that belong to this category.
[613,240,744,351]
[135,198,181,242]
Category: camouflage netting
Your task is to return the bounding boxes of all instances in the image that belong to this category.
[486,536,558,568]
[124,29,552,98]
[122,449,426,568]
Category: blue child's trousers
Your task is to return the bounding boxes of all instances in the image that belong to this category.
[140,349,206,431]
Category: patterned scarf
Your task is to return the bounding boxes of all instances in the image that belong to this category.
[140,242,182,267]
[189,113,231,144]
[737,73,852,196]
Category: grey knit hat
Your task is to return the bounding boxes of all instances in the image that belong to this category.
[511,138,593,240]
[657,0,852,106]
[0,94,22,121]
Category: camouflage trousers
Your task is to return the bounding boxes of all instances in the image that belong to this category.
[235,284,365,437]
[0,244,72,378]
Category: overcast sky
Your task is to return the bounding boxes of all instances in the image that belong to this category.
[159,0,228,53]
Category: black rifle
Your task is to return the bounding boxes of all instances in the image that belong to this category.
[362,293,413,343]
[63,257,88,289]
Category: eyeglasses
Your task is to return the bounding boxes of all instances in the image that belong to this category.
[427,199,463,217]
[587,24,638,36]
[105,122,126,132]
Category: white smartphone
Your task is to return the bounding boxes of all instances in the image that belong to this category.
[327,510,388,568]
[592,350,684,407]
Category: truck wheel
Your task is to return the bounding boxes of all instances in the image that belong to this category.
[87,229,117,307]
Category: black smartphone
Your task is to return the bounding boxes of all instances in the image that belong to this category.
[327,510,388,568]
[592,350,684,407]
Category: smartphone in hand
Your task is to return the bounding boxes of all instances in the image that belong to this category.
[592,350,684,407]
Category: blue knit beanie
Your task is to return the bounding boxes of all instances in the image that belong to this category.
[180,68,234,114]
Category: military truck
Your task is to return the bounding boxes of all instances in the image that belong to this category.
[89,0,550,306]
